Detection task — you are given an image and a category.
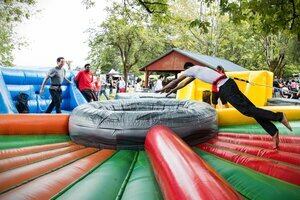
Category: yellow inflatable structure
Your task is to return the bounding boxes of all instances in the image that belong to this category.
[177,70,273,107]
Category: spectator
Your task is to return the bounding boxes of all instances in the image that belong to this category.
[134,78,143,92]
[119,77,126,93]
[75,64,97,102]
[93,76,100,100]
[154,75,164,92]
[99,76,110,100]
[273,81,284,98]
[109,76,114,95]
[281,85,291,98]
[291,80,297,92]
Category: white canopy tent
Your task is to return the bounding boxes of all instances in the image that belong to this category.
[108,69,120,75]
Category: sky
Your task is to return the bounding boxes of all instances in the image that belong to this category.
[13,0,108,69]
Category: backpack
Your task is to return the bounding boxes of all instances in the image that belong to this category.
[16,93,29,113]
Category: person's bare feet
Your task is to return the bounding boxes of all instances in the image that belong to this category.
[272,132,279,149]
[281,113,293,132]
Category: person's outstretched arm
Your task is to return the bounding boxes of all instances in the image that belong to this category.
[40,76,50,94]
[156,75,188,93]
[166,77,195,97]
[64,76,72,84]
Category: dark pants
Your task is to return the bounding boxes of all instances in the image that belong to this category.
[212,91,227,105]
[219,78,283,136]
[46,88,62,113]
[81,89,97,102]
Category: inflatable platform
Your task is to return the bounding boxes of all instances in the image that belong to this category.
[0,105,299,199]
[0,67,86,113]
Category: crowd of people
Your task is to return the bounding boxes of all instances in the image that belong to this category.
[273,78,300,99]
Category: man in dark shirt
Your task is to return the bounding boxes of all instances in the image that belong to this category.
[40,57,72,113]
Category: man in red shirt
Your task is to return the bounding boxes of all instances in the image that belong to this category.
[75,64,97,102]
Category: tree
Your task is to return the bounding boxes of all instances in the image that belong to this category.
[0,22,14,66]
[216,0,300,37]
[88,2,173,88]
[0,0,36,66]
[84,0,299,78]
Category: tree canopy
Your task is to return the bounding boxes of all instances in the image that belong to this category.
[0,0,36,66]
[85,0,300,79]
[1,0,299,79]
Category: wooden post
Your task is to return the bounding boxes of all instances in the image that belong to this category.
[145,70,150,88]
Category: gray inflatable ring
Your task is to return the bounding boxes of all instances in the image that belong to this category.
[267,98,300,106]
[69,99,218,150]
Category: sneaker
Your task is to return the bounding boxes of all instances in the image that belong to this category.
[281,113,293,132]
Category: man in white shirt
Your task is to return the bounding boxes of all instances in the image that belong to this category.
[154,75,164,92]
[156,62,292,149]
[134,78,143,92]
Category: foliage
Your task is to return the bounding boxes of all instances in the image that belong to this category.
[84,0,299,79]
[88,2,173,85]
[0,0,36,66]
[216,0,300,36]
[0,22,14,66]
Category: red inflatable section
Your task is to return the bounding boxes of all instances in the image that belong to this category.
[197,144,300,186]
[218,132,300,143]
[215,135,300,154]
[145,125,242,200]
[207,139,300,166]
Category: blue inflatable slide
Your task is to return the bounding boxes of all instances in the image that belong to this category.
[0,67,86,113]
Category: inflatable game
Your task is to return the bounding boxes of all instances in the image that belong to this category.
[0,69,299,199]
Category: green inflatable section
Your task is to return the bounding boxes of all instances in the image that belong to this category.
[219,120,300,135]
[120,151,163,200]
[193,149,300,200]
[54,150,137,200]
[0,135,71,149]
[54,150,162,200]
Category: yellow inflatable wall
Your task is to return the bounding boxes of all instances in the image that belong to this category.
[217,106,300,126]
[177,70,273,107]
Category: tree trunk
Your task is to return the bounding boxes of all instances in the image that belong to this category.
[123,67,128,92]
[276,53,285,78]
[269,53,285,78]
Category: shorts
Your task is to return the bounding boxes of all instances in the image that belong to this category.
[212,91,227,105]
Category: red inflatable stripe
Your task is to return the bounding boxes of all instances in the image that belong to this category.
[197,144,300,186]
[215,136,300,154]
[208,139,300,166]
[0,145,85,172]
[0,142,74,159]
[0,148,97,193]
[145,125,242,200]
[0,150,115,200]
[218,132,300,143]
